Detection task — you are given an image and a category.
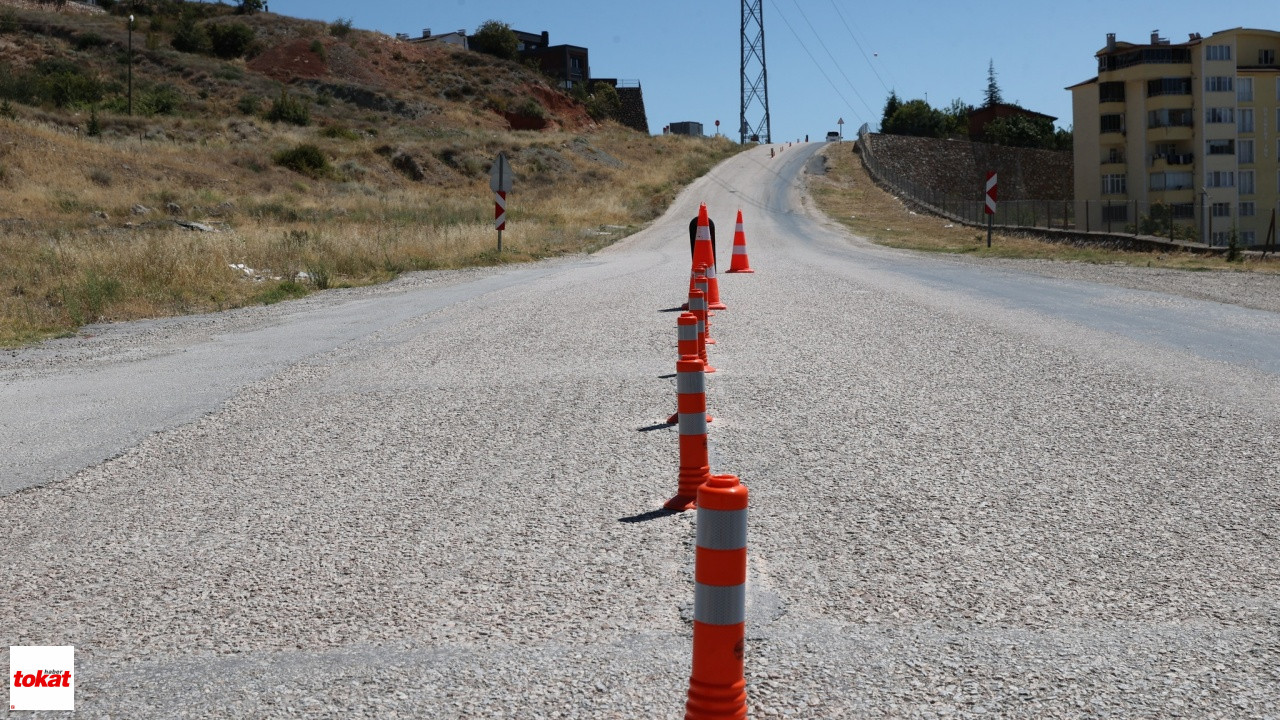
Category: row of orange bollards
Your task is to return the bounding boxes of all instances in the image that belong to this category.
[664,203,753,719]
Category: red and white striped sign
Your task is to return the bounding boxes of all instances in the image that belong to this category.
[984,171,998,215]
[494,191,507,230]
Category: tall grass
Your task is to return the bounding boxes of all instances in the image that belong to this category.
[0,118,742,345]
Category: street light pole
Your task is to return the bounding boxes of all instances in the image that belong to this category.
[1200,187,1208,245]
[127,14,134,116]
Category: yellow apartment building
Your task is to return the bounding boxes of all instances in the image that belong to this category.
[1069,28,1280,246]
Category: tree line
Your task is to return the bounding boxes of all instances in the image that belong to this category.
[879,60,1071,152]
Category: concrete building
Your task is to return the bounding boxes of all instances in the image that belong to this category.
[1068,28,1280,245]
[406,29,469,49]
[668,121,704,137]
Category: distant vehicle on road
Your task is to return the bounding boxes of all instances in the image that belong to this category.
[825,131,840,141]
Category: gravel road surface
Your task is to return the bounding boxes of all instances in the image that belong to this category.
[2,141,1278,718]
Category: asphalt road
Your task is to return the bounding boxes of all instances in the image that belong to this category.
[2,141,1278,718]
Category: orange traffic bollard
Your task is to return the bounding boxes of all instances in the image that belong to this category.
[664,357,712,511]
[695,270,715,346]
[667,313,713,426]
[684,473,749,719]
[689,204,727,311]
[726,210,755,274]
[688,287,715,374]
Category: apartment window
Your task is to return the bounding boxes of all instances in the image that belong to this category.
[1206,171,1235,188]
[1150,77,1193,96]
[1242,231,1256,245]
[1211,202,1232,218]
[1239,139,1255,164]
[1100,114,1125,133]
[1240,202,1256,217]
[1150,172,1193,190]
[1102,173,1127,195]
[1238,108,1254,133]
[1206,45,1231,61]
[1171,203,1196,219]
[1205,76,1234,92]
[1105,147,1124,163]
[1240,170,1255,195]
[1147,108,1193,128]
[1212,231,1232,245]
[1206,139,1235,155]
[1261,49,1276,65]
[1099,81,1125,103]
[1205,107,1234,124]
[1236,77,1253,102]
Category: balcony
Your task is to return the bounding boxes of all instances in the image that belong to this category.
[1150,153,1194,168]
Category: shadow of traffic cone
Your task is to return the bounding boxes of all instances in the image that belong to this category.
[684,473,749,718]
[726,210,755,273]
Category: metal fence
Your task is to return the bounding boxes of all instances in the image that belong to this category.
[851,130,1256,247]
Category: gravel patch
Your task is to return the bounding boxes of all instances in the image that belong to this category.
[3,144,1278,717]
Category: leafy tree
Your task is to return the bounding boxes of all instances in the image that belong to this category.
[1051,127,1073,152]
[236,0,264,15]
[207,22,255,59]
[984,59,1003,107]
[880,90,901,132]
[882,98,948,138]
[984,114,1054,148]
[942,97,972,137]
[470,20,518,61]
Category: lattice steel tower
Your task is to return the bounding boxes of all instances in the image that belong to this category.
[740,0,771,144]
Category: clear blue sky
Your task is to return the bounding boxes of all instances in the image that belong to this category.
[260,0,1279,139]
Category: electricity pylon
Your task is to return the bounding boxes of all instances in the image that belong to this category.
[740,0,771,144]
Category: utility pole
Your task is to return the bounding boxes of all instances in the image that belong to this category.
[740,0,770,144]
[127,13,134,116]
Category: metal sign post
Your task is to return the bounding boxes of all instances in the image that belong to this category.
[490,152,513,252]
[984,171,998,248]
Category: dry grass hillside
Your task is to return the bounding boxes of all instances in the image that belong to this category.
[0,1,742,345]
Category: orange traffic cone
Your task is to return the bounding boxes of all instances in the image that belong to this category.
[726,210,754,273]
[683,473,749,717]
[689,204,727,311]
[666,312,713,426]
[664,357,712,512]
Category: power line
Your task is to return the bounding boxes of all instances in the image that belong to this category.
[767,0,875,125]
[788,0,877,118]
[828,0,894,94]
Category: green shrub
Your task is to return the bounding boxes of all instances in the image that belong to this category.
[74,32,109,51]
[207,22,255,59]
[309,38,326,60]
[273,143,330,177]
[265,89,310,126]
[170,11,209,53]
[254,280,308,305]
[137,84,182,115]
[86,108,102,137]
[236,94,260,115]
[329,18,353,38]
[39,59,105,109]
[319,124,360,141]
